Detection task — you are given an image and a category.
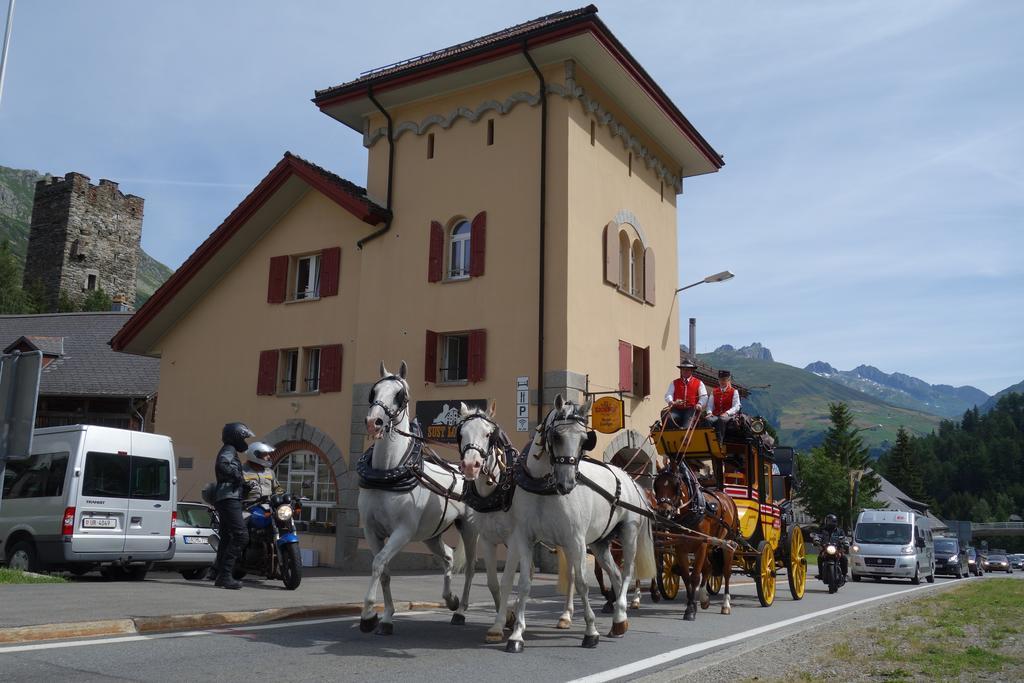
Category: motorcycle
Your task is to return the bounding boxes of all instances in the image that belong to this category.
[211,494,303,590]
[815,533,849,594]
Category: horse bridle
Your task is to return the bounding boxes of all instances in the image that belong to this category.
[535,413,596,467]
[368,376,409,434]
[654,465,691,512]
[457,413,506,484]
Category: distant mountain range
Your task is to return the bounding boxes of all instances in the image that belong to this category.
[983,380,1024,413]
[0,165,173,307]
[802,360,989,419]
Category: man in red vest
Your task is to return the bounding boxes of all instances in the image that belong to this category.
[706,369,741,445]
[663,359,707,429]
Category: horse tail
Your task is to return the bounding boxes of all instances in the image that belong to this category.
[557,547,572,595]
[635,513,656,580]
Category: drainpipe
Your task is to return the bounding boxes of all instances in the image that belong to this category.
[523,44,547,425]
[357,86,395,250]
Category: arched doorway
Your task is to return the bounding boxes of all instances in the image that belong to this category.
[272,441,339,534]
[610,448,655,490]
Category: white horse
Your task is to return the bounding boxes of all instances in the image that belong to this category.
[358,361,478,634]
[456,402,578,631]
[487,395,656,652]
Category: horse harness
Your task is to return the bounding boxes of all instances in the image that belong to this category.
[457,413,519,513]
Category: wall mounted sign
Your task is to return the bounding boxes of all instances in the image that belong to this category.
[516,376,529,432]
[416,399,488,444]
[591,396,625,434]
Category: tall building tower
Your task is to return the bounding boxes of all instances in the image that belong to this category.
[22,173,143,310]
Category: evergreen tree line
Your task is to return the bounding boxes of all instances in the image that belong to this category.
[878,393,1024,523]
[0,241,113,314]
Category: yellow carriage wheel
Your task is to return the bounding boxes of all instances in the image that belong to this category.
[706,572,723,596]
[656,550,680,601]
[754,541,776,607]
[787,526,806,600]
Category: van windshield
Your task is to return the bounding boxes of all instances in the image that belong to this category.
[855,522,913,545]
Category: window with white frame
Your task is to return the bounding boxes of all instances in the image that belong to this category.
[448,220,471,279]
[304,347,321,393]
[281,349,299,393]
[274,450,337,532]
[294,254,321,300]
[441,333,469,383]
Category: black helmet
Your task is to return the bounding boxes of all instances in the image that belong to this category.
[824,513,838,530]
[222,422,255,451]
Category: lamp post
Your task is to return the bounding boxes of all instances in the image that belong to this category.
[0,0,15,109]
[675,270,735,294]
[845,425,880,532]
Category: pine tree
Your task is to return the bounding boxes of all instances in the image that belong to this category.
[888,426,926,502]
[818,402,882,531]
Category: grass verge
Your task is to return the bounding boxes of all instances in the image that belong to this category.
[0,568,67,584]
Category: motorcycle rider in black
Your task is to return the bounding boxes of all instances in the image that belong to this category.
[816,513,849,579]
[211,422,255,590]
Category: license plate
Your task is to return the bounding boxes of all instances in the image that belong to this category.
[82,517,117,529]
[183,536,209,545]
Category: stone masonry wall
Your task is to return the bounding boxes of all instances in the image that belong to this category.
[23,173,143,309]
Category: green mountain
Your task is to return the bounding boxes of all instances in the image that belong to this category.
[0,165,173,307]
[698,347,942,455]
[982,380,1024,413]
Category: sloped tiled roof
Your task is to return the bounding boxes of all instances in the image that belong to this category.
[0,313,158,397]
[315,6,597,100]
[4,335,65,356]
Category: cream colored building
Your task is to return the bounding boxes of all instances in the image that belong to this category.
[112,7,722,568]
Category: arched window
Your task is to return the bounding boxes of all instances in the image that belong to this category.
[618,230,631,290]
[274,448,338,533]
[448,219,471,279]
[631,240,645,297]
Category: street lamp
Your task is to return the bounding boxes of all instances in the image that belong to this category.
[675,270,734,294]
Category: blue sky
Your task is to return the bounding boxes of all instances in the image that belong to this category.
[0,1,1020,394]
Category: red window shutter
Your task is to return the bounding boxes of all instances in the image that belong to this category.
[618,340,633,392]
[424,330,438,383]
[643,247,656,305]
[319,344,343,393]
[267,256,288,303]
[641,346,651,397]
[428,221,443,282]
[320,247,341,297]
[468,329,487,382]
[604,221,619,286]
[257,350,278,396]
[469,211,486,277]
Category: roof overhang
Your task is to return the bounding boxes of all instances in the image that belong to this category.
[111,154,388,357]
[314,17,723,178]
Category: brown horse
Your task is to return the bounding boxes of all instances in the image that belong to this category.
[652,461,738,620]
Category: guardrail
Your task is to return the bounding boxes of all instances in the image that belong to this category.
[971,522,1024,530]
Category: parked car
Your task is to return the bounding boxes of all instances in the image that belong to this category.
[0,426,176,580]
[986,553,1012,573]
[849,510,935,584]
[933,537,970,578]
[154,502,216,580]
[967,547,985,576]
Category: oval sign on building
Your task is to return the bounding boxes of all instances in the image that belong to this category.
[591,396,625,434]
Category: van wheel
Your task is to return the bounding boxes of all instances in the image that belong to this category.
[926,573,935,583]
[6,541,40,572]
[911,565,921,585]
[180,568,207,581]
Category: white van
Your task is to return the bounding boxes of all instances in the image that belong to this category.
[849,509,935,584]
[0,425,176,579]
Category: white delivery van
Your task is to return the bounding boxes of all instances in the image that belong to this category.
[849,509,935,584]
[0,425,176,579]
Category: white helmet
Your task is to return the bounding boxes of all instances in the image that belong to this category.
[246,442,275,467]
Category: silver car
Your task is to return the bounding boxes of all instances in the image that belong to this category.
[155,502,217,580]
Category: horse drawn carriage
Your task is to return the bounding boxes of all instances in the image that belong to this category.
[649,415,806,608]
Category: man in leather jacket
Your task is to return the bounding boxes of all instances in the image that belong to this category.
[816,513,849,579]
[211,422,254,589]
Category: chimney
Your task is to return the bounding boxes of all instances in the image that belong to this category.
[689,318,697,359]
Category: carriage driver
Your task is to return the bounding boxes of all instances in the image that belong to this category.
[664,359,708,428]
[706,369,741,445]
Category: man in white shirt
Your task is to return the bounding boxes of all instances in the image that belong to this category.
[664,359,708,429]
[706,369,741,445]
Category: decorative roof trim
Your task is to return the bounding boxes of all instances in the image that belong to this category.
[612,209,648,247]
[363,61,684,192]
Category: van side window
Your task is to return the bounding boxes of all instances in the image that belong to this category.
[83,453,130,498]
[130,456,170,501]
[1,452,69,499]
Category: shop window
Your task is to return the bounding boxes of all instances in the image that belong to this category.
[274,450,337,533]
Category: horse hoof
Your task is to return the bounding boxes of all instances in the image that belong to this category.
[721,607,732,615]
[608,620,628,638]
[700,600,710,610]
[450,613,466,626]
[375,622,393,636]
[359,614,379,633]
[485,631,504,643]
[683,611,696,622]
[556,617,571,630]
[601,601,614,614]
[629,601,641,611]
[505,640,524,654]
[445,596,460,612]
[581,634,600,649]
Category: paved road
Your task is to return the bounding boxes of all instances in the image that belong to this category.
[0,572,995,682]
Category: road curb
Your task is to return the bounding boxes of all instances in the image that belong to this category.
[1,600,447,645]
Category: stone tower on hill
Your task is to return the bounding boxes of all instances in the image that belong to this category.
[22,173,143,310]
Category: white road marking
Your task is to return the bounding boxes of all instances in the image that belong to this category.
[0,610,438,655]
[569,582,950,683]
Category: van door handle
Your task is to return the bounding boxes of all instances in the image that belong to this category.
[131,516,142,524]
